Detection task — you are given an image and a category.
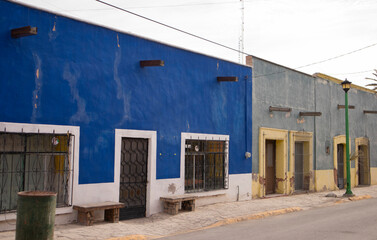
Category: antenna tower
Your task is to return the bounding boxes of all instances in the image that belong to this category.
[239,0,244,64]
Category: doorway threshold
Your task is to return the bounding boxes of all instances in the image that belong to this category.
[263,193,286,199]
[292,190,309,195]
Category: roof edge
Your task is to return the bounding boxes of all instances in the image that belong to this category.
[314,73,376,94]
[250,55,315,79]
[7,0,251,69]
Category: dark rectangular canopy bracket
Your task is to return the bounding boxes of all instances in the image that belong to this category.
[11,26,37,38]
[299,112,322,117]
[140,60,164,67]
[363,110,377,114]
[217,77,238,82]
[337,104,355,109]
[269,106,292,112]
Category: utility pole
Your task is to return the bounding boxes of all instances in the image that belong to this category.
[239,0,244,64]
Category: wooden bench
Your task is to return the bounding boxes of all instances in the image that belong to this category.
[160,193,225,215]
[73,201,125,226]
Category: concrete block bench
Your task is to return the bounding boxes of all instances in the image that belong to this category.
[73,201,125,226]
[160,193,225,215]
[160,195,197,215]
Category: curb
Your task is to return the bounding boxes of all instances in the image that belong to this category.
[335,194,372,204]
[348,194,372,201]
[202,207,302,230]
[107,235,157,240]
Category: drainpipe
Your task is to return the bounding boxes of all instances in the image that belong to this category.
[262,133,265,197]
[237,185,240,201]
[245,75,248,154]
[313,77,317,190]
[285,133,291,195]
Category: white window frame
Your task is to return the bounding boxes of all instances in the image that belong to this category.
[181,132,229,193]
[0,122,79,220]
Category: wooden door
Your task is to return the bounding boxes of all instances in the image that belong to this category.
[265,140,276,194]
[358,145,370,185]
[295,142,304,190]
[337,144,344,189]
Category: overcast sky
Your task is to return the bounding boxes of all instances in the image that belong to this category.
[13,0,377,88]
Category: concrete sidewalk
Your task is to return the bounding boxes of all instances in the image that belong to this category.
[1,185,377,240]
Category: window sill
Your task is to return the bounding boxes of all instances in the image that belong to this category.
[0,206,73,221]
[184,189,227,198]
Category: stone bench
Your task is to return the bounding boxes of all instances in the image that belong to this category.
[160,195,196,215]
[160,193,225,215]
[73,201,125,226]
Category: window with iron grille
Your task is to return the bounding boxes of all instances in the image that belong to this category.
[0,132,73,212]
[185,139,228,192]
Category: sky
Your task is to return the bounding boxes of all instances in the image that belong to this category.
[12,0,377,88]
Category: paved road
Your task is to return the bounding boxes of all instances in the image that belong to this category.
[161,198,377,240]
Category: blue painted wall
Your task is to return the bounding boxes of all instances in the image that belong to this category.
[0,0,252,184]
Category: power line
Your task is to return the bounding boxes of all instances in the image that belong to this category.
[68,1,238,12]
[95,0,246,55]
[119,1,238,9]
[96,0,377,79]
[329,69,374,76]
[295,43,377,70]
[254,44,377,78]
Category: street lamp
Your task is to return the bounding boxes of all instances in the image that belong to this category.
[341,79,354,197]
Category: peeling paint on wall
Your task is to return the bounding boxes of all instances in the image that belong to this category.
[289,176,295,188]
[333,168,338,187]
[114,49,131,123]
[63,64,90,124]
[251,173,258,182]
[297,117,305,124]
[317,78,328,85]
[31,53,42,123]
[49,17,58,41]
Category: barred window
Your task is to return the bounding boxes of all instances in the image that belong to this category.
[0,132,73,212]
[185,139,228,192]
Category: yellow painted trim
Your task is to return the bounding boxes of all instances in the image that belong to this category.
[314,73,377,94]
[355,137,370,186]
[333,135,353,189]
[258,127,288,197]
[289,131,314,193]
[370,168,377,185]
[251,173,260,198]
[314,169,336,191]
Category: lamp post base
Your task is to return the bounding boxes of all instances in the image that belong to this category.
[343,193,355,198]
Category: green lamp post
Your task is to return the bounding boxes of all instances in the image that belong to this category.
[341,79,354,197]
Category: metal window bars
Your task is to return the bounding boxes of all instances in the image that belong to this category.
[184,139,228,192]
[0,132,73,212]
